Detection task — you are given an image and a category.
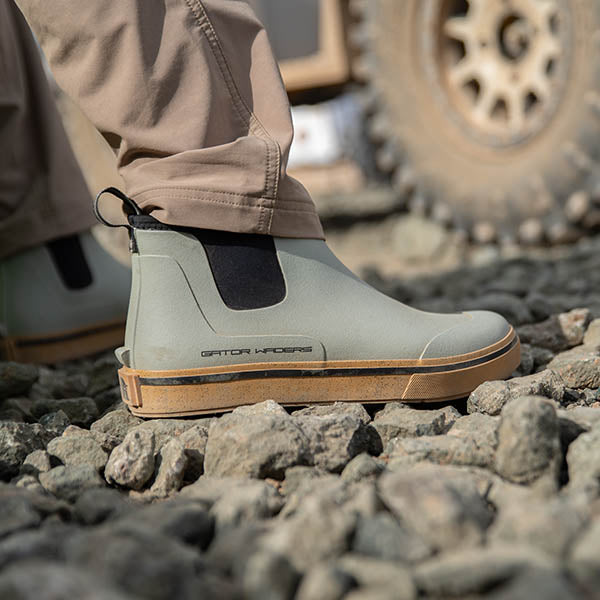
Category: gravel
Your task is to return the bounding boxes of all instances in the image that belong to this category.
[39,465,105,502]
[104,428,156,490]
[379,464,492,551]
[0,363,38,399]
[565,426,600,495]
[372,403,457,447]
[47,431,108,472]
[204,401,311,479]
[0,423,51,480]
[494,396,561,486]
[2,237,600,598]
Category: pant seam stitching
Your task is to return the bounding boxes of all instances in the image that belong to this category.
[184,0,280,202]
[133,184,314,204]
[134,187,280,201]
[138,192,318,214]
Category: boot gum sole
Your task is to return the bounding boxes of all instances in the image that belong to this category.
[118,328,520,417]
[1,320,125,364]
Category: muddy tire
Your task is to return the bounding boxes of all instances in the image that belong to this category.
[353,0,600,243]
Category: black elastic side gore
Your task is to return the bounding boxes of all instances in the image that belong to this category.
[194,229,286,310]
[46,234,93,290]
[128,215,286,310]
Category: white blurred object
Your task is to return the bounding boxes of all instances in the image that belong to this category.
[289,103,342,168]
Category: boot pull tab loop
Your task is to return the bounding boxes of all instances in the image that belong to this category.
[94,187,143,253]
[94,187,142,228]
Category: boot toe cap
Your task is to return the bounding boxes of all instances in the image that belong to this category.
[421,310,513,360]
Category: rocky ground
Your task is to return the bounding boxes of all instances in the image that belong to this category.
[4,238,600,600]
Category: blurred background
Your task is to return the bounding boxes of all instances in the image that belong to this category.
[54,0,600,280]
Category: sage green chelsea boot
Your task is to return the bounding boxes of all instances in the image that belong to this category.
[0,232,130,363]
[111,209,520,417]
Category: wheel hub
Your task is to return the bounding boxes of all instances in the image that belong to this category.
[500,14,531,60]
[421,0,572,146]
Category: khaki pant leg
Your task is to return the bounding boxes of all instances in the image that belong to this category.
[0,1,95,258]
[16,0,324,239]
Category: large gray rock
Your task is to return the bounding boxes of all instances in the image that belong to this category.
[279,474,351,519]
[292,402,371,423]
[0,561,132,600]
[282,466,330,497]
[344,587,411,600]
[335,554,415,600]
[150,438,187,497]
[352,512,432,563]
[38,410,70,437]
[0,486,69,539]
[296,564,356,600]
[448,413,499,445]
[104,428,155,490]
[90,409,143,444]
[583,318,600,345]
[12,474,44,493]
[0,422,50,480]
[558,407,600,431]
[0,493,41,538]
[379,464,492,551]
[0,527,68,570]
[206,523,269,578]
[341,453,385,483]
[488,568,585,600]
[566,426,600,494]
[468,370,565,416]
[488,498,587,558]
[90,428,121,454]
[517,308,592,352]
[293,414,373,473]
[39,465,105,502]
[64,526,204,600]
[47,432,108,472]
[569,518,600,590]
[242,551,299,600]
[0,362,38,399]
[547,346,600,389]
[0,397,33,422]
[372,403,457,447]
[387,434,494,469]
[262,490,356,571]
[136,419,200,450]
[20,450,52,477]
[181,477,284,531]
[204,401,310,479]
[494,396,561,486]
[414,545,556,597]
[114,500,214,550]
[73,488,133,526]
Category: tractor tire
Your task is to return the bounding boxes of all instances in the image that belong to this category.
[351,0,600,244]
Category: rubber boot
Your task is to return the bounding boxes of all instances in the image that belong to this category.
[0,232,130,363]
[114,212,520,417]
